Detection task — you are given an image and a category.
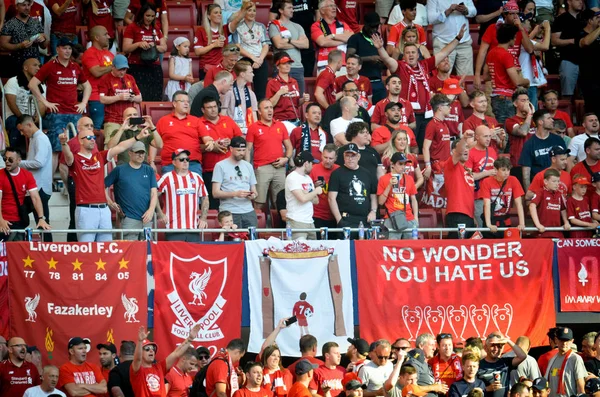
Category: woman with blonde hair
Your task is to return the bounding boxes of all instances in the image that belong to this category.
[193,3,248,79]
[398,26,430,61]
[382,129,424,190]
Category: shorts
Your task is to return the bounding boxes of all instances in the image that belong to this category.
[559,60,579,96]
[103,122,121,149]
[255,164,286,205]
[297,317,309,327]
[46,113,82,152]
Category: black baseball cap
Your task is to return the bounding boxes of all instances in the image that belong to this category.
[532,378,549,391]
[342,143,360,154]
[230,136,247,148]
[68,337,86,349]
[549,146,570,157]
[97,343,117,354]
[391,152,409,163]
[346,380,367,391]
[295,359,319,375]
[296,151,320,165]
[556,327,574,341]
[347,338,370,356]
[385,102,404,111]
[586,378,600,394]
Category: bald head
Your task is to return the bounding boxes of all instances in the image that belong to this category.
[7,337,27,362]
[77,117,94,135]
[474,125,492,148]
[123,107,138,120]
[90,26,107,42]
[515,336,530,352]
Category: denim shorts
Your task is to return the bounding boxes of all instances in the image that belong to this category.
[46,113,82,152]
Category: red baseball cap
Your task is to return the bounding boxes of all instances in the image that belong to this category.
[276,56,293,66]
[142,340,158,353]
[573,176,592,186]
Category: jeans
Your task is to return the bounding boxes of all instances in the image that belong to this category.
[291,67,305,93]
[46,113,82,151]
[88,100,105,130]
[5,115,27,155]
[491,96,516,128]
[371,80,387,105]
[203,171,218,210]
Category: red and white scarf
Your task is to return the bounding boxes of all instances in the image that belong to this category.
[405,61,433,118]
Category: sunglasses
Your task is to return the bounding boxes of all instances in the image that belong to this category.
[377,355,390,360]
[3,157,15,163]
[235,165,242,177]
[82,135,96,141]
[133,151,146,155]
[439,333,452,339]
[199,355,210,360]
[143,346,156,352]
[176,157,190,162]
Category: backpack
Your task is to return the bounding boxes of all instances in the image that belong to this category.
[190,357,230,397]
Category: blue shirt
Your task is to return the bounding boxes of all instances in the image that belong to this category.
[104,163,157,220]
[518,133,566,179]
[449,379,487,397]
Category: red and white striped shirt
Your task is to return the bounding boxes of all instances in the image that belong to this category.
[158,171,208,230]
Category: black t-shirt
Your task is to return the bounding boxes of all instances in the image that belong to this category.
[347,32,383,80]
[269,0,317,36]
[475,0,503,45]
[577,28,600,80]
[449,379,487,397]
[335,145,381,177]
[585,358,600,377]
[328,165,377,217]
[276,188,287,228]
[552,12,584,64]
[478,357,515,397]
[108,360,134,397]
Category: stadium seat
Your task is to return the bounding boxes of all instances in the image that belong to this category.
[462,105,473,119]
[418,208,438,239]
[305,77,316,101]
[167,2,198,27]
[357,0,375,25]
[143,102,173,125]
[574,99,585,125]
[256,210,267,229]
[546,75,560,93]
[166,26,195,53]
[254,2,271,27]
[77,26,88,48]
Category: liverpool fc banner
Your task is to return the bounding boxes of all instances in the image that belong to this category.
[8,242,147,364]
[246,240,354,357]
[355,240,555,347]
[556,239,600,312]
[152,242,245,358]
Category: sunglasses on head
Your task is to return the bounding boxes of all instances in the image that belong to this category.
[439,333,452,339]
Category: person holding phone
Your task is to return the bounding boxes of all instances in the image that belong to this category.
[98,54,142,148]
[106,107,163,165]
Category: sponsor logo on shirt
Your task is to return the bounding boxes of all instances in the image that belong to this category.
[176,188,196,195]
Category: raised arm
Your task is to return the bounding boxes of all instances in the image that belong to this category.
[165,323,201,370]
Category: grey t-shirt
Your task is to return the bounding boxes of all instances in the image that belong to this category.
[547,352,586,397]
[212,158,257,214]
[268,19,305,68]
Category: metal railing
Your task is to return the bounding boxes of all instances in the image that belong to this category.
[9,225,598,241]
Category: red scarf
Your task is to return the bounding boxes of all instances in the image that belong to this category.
[405,61,432,116]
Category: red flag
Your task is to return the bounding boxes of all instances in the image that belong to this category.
[355,239,555,347]
[152,242,244,358]
[8,241,147,364]
[0,243,8,338]
[556,239,600,311]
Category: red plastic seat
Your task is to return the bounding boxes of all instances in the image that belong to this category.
[166,26,195,53]
[167,2,198,26]
[143,101,173,125]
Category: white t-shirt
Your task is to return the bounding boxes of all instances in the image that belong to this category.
[387,3,429,26]
[285,170,315,223]
[24,386,67,397]
[358,361,394,391]
[3,77,46,118]
[568,133,599,162]
[330,117,363,138]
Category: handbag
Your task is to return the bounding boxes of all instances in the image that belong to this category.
[140,31,159,63]
[387,175,412,232]
[480,178,508,226]
[4,169,30,226]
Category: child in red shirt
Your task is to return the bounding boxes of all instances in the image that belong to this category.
[567,175,599,238]
[592,172,600,222]
[530,168,570,238]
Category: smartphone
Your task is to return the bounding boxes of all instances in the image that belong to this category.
[317,176,325,183]
[129,117,145,125]
[285,316,298,327]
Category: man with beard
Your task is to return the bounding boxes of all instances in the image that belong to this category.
[463,91,506,152]
[478,332,527,397]
[232,362,270,397]
[131,324,201,396]
[0,337,41,396]
[96,343,117,386]
[371,102,418,155]
[449,353,485,397]
[371,75,415,133]
[346,338,369,375]
[165,348,199,396]
[58,337,107,396]
[24,365,66,397]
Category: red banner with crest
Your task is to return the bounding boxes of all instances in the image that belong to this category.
[556,239,600,312]
[355,239,555,347]
[8,241,147,364]
[152,242,245,359]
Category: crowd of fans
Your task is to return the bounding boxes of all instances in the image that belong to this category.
[3,323,600,397]
[1,0,600,241]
